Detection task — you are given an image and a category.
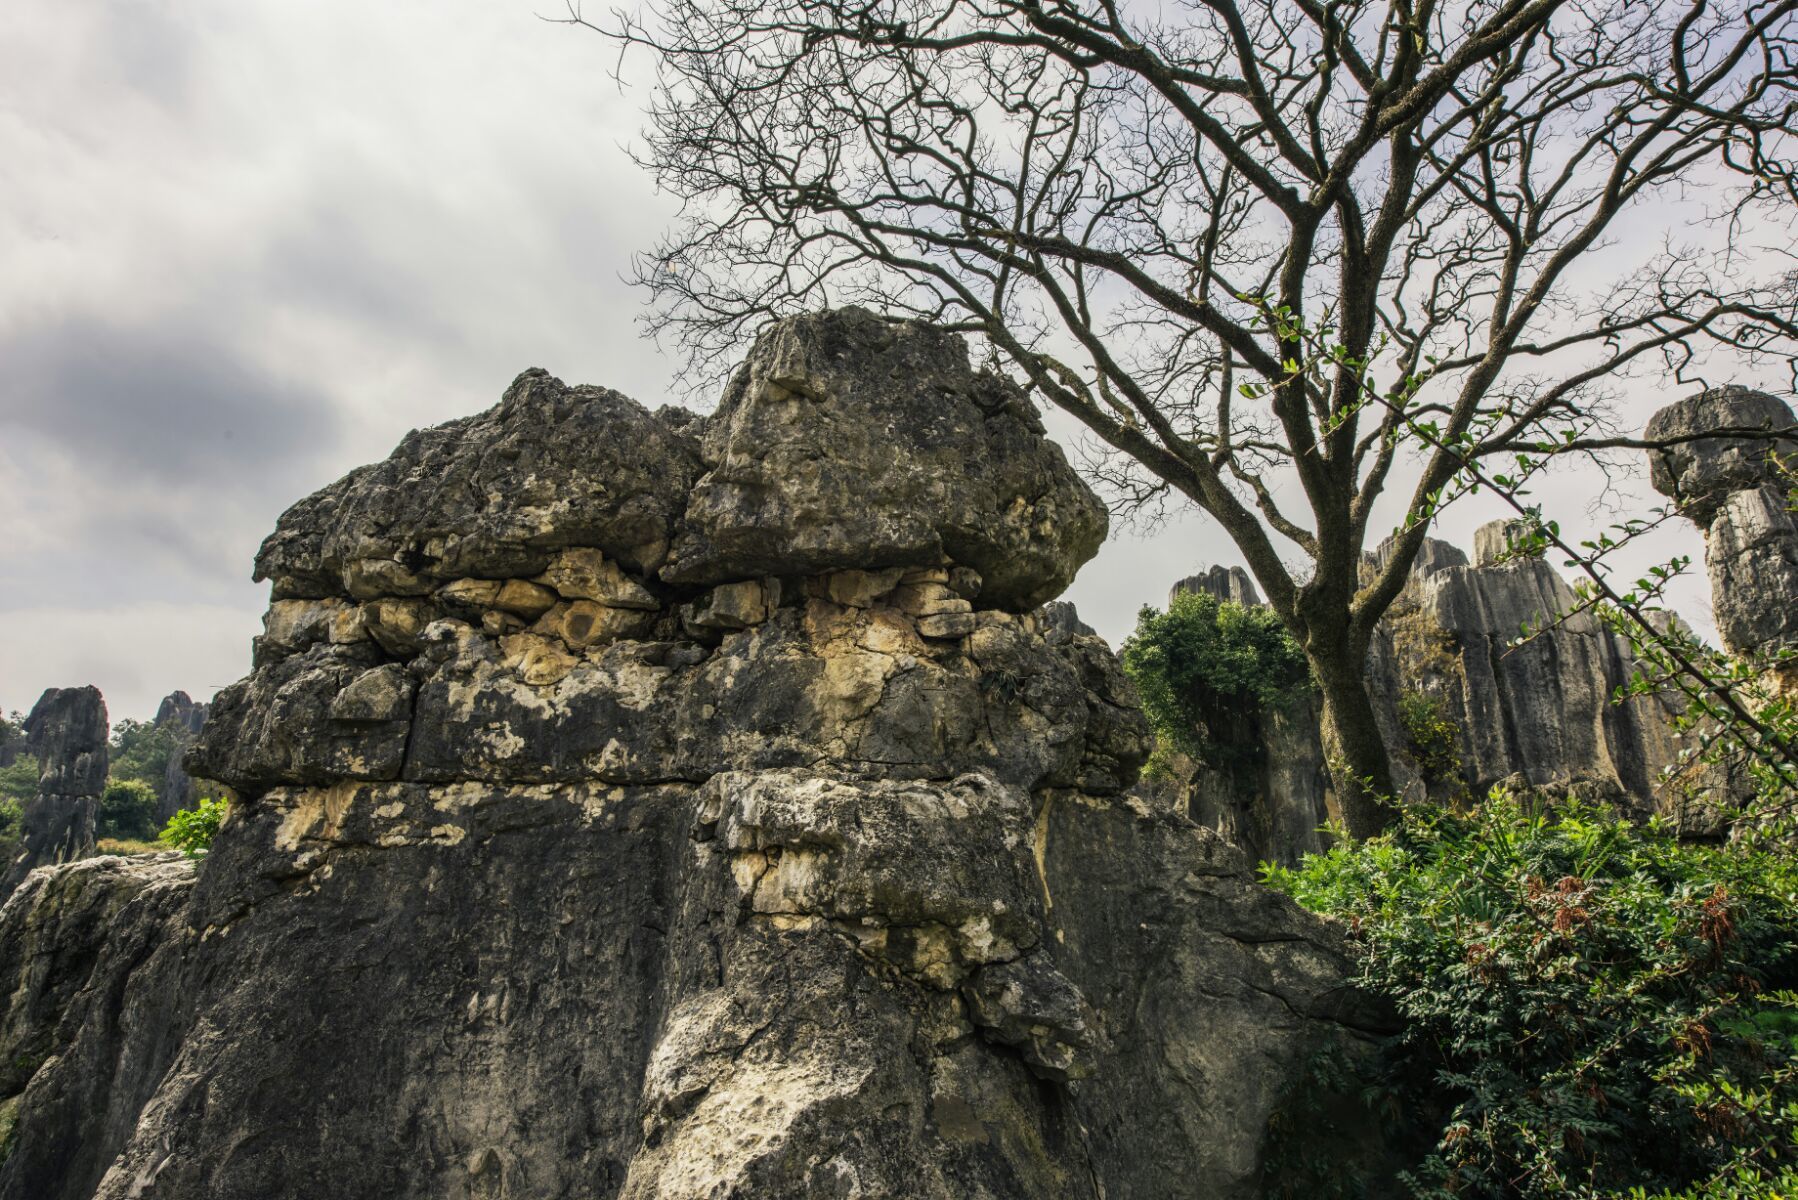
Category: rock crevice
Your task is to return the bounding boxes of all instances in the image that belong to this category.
[0,309,1391,1199]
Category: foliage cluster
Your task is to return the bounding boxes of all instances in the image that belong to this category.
[1264,795,1798,1199]
[1396,693,1467,797]
[158,796,226,860]
[108,719,178,804]
[1120,591,1311,771]
[0,757,35,809]
[99,778,158,842]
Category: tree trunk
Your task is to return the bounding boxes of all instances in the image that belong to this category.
[1312,653,1399,841]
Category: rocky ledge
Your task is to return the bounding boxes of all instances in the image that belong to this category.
[0,309,1394,1199]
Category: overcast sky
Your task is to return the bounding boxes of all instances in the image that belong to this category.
[0,0,1733,723]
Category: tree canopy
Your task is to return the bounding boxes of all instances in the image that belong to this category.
[581,0,1798,833]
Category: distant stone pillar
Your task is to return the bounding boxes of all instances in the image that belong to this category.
[1169,564,1263,607]
[1,686,108,901]
[153,690,210,823]
[1646,386,1798,672]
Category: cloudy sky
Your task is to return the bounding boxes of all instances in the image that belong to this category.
[0,0,1730,722]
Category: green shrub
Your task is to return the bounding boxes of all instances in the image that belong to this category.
[0,755,36,806]
[1264,794,1798,1198]
[159,796,227,859]
[1120,590,1310,764]
[1397,692,1467,796]
[99,778,159,841]
[1628,1159,1798,1198]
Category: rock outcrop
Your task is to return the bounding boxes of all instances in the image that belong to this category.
[0,310,1393,1199]
[151,691,210,823]
[1648,386,1798,667]
[1152,531,1691,864]
[0,687,108,902]
[1171,564,1262,607]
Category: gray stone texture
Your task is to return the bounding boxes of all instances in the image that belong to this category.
[0,310,1392,1199]
[1648,386,1798,661]
[664,308,1108,610]
[1151,538,1692,864]
[0,687,109,902]
[151,691,210,823]
[1170,564,1262,607]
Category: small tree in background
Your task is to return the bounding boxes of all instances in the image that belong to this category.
[108,718,178,809]
[578,0,1798,836]
[1121,590,1310,774]
[99,778,159,842]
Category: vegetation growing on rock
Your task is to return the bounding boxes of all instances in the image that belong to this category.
[1120,591,1310,774]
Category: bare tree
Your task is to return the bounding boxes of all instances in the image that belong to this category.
[571,0,1798,837]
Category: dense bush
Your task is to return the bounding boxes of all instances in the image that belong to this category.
[1264,794,1798,1198]
[159,795,227,859]
[0,755,36,807]
[1120,590,1311,770]
[99,778,159,841]
[108,718,178,803]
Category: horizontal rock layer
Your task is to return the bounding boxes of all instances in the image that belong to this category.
[0,310,1393,1199]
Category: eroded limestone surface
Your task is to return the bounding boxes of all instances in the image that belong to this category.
[0,687,108,902]
[1155,530,1692,864]
[1649,386,1798,666]
[0,310,1391,1199]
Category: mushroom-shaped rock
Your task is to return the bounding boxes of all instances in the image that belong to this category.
[662,308,1106,610]
[1645,385,1797,523]
[1648,386,1798,659]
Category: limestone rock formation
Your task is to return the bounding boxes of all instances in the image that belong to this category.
[1370,538,1686,807]
[1037,599,1096,639]
[662,308,1107,609]
[151,691,210,823]
[0,310,1392,1199]
[0,687,108,902]
[1648,386,1798,664]
[1170,564,1262,607]
[1152,536,1690,864]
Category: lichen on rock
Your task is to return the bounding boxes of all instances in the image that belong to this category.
[0,309,1392,1200]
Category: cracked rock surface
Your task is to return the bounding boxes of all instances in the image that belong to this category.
[0,686,109,903]
[0,309,1393,1199]
[1649,386,1798,665]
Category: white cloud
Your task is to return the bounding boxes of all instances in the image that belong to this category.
[0,0,1751,723]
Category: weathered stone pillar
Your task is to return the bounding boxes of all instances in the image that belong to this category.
[1646,385,1798,680]
[0,685,108,901]
[152,689,210,823]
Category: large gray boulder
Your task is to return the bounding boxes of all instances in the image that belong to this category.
[1648,386,1798,661]
[0,311,1392,1200]
[0,687,108,901]
[664,308,1107,610]
[1645,385,1797,524]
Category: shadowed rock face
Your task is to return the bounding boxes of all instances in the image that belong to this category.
[0,310,1392,1200]
[151,691,210,823]
[0,686,108,901]
[1648,386,1798,663]
[1151,535,1691,864]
